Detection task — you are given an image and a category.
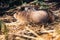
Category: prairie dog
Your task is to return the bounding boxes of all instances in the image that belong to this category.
[13,7,55,24]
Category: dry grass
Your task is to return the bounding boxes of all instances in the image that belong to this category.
[0,3,60,40]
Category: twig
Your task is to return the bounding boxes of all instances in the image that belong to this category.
[25,26,40,37]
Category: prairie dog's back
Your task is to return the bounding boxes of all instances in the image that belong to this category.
[29,10,48,23]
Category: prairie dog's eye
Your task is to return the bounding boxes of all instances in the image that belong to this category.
[20,7,25,11]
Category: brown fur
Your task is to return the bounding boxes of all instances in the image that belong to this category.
[13,8,55,24]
